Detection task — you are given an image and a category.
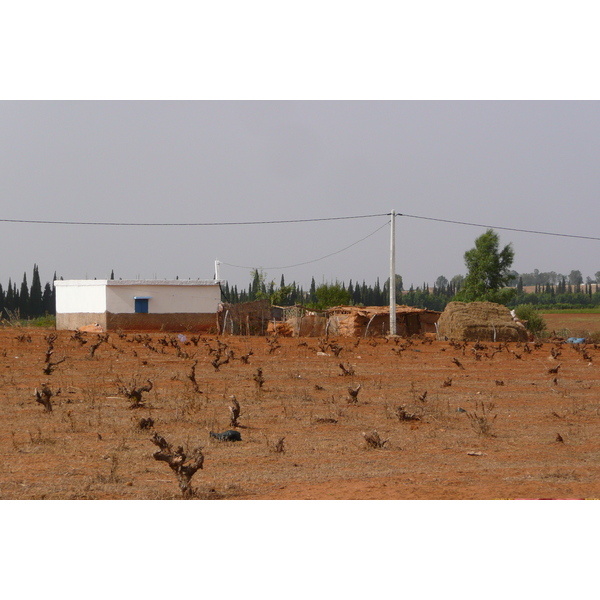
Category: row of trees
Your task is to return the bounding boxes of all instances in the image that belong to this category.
[223,230,600,312]
[0,265,56,320]
[3,232,599,321]
[516,268,600,287]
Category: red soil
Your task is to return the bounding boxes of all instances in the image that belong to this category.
[1,326,599,500]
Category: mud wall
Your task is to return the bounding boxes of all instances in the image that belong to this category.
[57,312,217,332]
[56,313,107,330]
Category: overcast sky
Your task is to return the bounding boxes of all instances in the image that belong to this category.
[1,100,599,291]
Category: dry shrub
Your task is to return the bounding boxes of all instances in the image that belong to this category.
[466,401,497,436]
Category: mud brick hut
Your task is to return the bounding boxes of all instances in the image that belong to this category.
[55,279,222,332]
[437,301,529,342]
[326,305,441,338]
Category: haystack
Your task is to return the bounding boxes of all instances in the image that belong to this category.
[437,301,528,342]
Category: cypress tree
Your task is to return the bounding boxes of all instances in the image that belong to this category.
[373,278,383,305]
[309,277,317,304]
[517,277,524,294]
[42,282,53,315]
[19,273,30,319]
[51,273,58,314]
[29,264,43,318]
[0,283,4,317]
[5,278,14,313]
[13,282,20,312]
[353,280,362,305]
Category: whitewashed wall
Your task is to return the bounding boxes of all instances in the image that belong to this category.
[106,281,221,314]
[55,280,107,313]
[55,280,221,316]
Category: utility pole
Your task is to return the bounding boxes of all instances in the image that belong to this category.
[389,210,396,335]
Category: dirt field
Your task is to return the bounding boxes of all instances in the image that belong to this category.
[541,311,600,339]
[1,324,600,500]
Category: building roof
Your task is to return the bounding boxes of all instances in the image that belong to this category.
[326,304,441,317]
[55,279,223,287]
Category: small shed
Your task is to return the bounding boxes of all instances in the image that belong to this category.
[326,305,441,338]
[55,279,222,332]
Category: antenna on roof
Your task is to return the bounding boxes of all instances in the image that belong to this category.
[215,259,221,281]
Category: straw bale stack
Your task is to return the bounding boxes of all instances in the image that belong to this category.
[437,301,528,342]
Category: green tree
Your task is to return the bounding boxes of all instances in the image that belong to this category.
[568,269,583,286]
[270,283,295,306]
[383,274,404,303]
[515,304,546,335]
[249,268,268,300]
[455,229,515,304]
[312,282,351,310]
[435,275,448,291]
[450,274,465,293]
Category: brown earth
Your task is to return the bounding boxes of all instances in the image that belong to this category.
[541,312,600,339]
[1,323,599,500]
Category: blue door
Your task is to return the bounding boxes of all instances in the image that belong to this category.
[135,298,149,313]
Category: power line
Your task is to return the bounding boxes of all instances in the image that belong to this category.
[0,213,389,227]
[397,212,600,242]
[2,208,598,241]
[221,220,391,271]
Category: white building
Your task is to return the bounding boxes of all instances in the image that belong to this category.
[55,279,222,332]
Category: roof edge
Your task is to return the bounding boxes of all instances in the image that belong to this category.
[55,279,224,286]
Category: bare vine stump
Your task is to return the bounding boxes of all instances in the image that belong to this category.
[229,395,241,428]
[394,405,420,422]
[187,360,203,394]
[253,368,265,389]
[239,350,253,364]
[116,378,153,409]
[150,433,204,497]
[339,363,355,377]
[89,334,109,358]
[34,384,60,413]
[347,384,361,404]
[362,430,388,449]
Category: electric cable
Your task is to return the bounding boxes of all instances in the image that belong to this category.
[220,220,391,271]
[397,212,600,242]
[0,213,389,227]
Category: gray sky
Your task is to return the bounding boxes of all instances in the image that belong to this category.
[2,101,599,291]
